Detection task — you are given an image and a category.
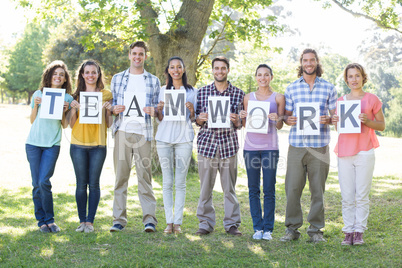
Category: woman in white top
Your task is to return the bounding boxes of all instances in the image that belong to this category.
[156,56,197,234]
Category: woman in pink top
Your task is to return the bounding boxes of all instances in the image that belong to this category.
[239,64,285,240]
[332,63,385,246]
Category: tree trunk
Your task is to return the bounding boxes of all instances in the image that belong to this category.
[137,0,215,174]
[138,0,215,85]
[27,91,34,105]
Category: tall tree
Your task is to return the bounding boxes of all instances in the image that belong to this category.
[43,17,132,84]
[357,31,402,110]
[4,23,49,104]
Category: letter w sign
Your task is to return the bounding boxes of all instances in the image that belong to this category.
[208,96,230,129]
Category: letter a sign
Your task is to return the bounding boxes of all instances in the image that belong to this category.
[245,101,270,134]
[164,90,186,121]
[208,96,230,129]
[123,92,146,124]
[296,102,320,135]
[79,92,102,124]
[337,100,361,134]
[40,87,66,120]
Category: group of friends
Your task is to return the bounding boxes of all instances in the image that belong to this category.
[26,41,385,246]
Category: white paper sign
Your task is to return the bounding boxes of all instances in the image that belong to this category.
[123,92,146,124]
[246,101,270,134]
[208,96,230,129]
[337,100,361,134]
[79,92,102,124]
[296,102,320,135]
[40,87,66,120]
[164,90,186,121]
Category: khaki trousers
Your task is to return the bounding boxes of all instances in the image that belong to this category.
[196,148,241,232]
[112,131,157,227]
[284,145,329,236]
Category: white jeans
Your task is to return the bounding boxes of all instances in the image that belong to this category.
[338,149,375,233]
[157,141,193,225]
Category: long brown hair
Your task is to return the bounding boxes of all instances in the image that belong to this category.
[39,60,72,94]
[73,59,104,99]
[164,56,193,91]
[297,48,323,77]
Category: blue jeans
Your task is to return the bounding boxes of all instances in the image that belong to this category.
[244,150,279,232]
[70,144,106,223]
[157,141,193,224]
[26,144,60,227]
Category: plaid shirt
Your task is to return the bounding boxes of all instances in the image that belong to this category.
[111,68,160,141]
[196,81,245,159]
[285,76,337,148]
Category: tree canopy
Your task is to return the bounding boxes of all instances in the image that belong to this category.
[43,17,131,84]
[15,0,283,85]
[316,0,402,33]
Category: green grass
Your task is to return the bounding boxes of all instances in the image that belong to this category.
[0,171,401,267]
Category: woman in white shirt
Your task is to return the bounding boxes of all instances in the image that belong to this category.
[156,56,197,234]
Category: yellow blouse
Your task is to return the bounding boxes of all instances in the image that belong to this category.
[71,90,113,146]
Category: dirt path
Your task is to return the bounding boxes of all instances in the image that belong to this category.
[0,104,401,192]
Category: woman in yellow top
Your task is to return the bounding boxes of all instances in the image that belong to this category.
[69,60,113,233]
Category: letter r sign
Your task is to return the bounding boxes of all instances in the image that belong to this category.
[296,102,320,135]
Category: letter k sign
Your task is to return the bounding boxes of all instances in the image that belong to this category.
[337,100,361,134]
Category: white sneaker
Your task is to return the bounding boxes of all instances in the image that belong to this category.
[262,231,272,240]
[84,224,94,233]
[252,230,263,240]
[75,223,85,232]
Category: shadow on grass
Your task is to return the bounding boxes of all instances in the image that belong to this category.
[0,169,400,266]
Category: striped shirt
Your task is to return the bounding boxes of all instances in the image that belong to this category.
[196,81,245,159]
[110,68,160,141]
[285,76,337,148]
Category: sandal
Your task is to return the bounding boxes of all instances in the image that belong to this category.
[164,223,173,234]
[174,224,182,234]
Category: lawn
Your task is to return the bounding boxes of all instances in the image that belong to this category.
[0,104,401,267]
[0,170,400,267]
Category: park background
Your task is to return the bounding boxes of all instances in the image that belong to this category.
[0,0,401,267]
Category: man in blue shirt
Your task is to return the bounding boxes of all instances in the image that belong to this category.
[281,48,337,243]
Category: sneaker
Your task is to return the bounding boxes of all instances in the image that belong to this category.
[195,228,211,236]
[226,226,242,236]
[309,233,326,243]
[110,224,125,232]
[252,230,263,240]
[39,225,51,233]
[76,223,86,232]
[353,232,364,245]
[262,231,273,241]
[280,230,299,242]
[144,223,156,232]
[85,225,94,233]
[341,233,353,245]
[48,224,61,233]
